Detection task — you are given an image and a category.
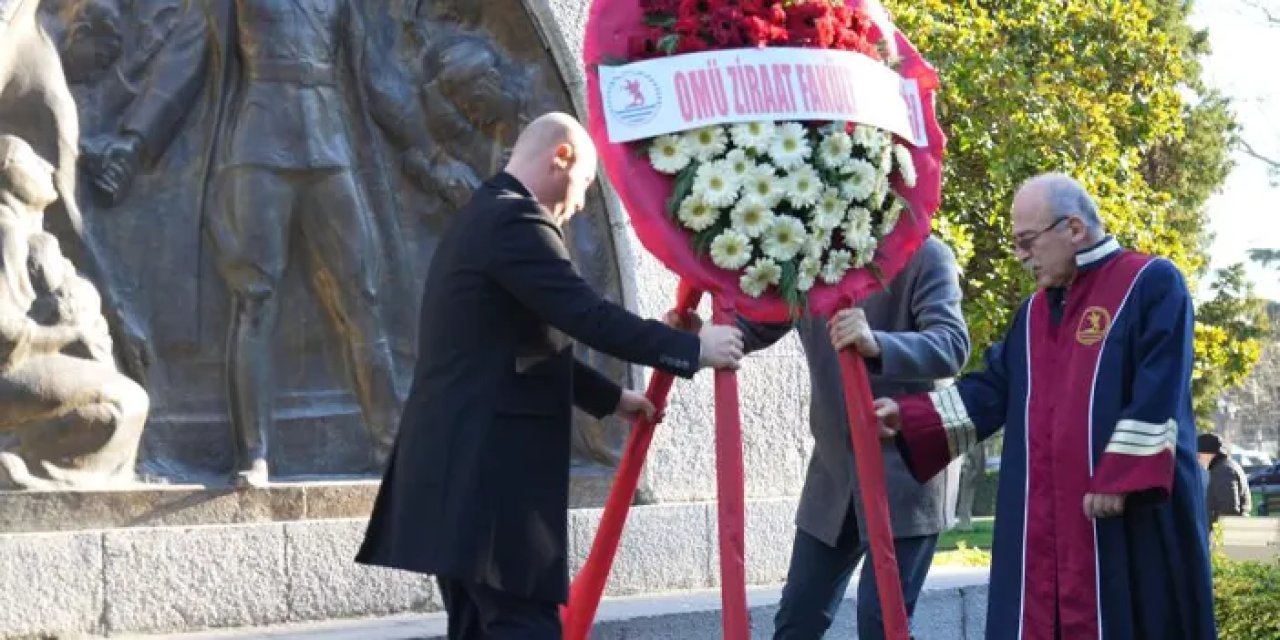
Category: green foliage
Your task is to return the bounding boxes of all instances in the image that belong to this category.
[938,517,994,550]
[1195,265,1270,423]
[1211,526,1280,638]
[882,0,1261,415]
[1250,248,1280,270]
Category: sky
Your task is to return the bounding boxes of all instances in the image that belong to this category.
[1190,0,1280,301]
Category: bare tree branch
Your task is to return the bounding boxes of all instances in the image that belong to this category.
[1243,0,1280,25]
[1240,137,1280,169]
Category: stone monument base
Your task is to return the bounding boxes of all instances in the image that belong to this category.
[0,471,614,639]
[117,572,991,639]
[2,491,807,639]
[0,469,616,534]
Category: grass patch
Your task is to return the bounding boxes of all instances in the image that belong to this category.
[938,518,994,551]
[933,518,994,568]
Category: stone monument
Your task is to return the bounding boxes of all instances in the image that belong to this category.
[0,1,837,638]
[0,0,636,491]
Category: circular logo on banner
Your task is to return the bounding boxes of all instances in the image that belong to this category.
[1076,306,1112,346]
[606,71,661,126]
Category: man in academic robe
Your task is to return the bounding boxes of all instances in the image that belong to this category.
[868,173,1215,639]
[356,113,746,639]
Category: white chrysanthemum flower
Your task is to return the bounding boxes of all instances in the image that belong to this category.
[693,161,740,208]
[850,234,878,267]
[676,194,720,231]
[880,198,906,236]
[817,131,854,170]
[852,125,887,156]
[649,135,693,174]
[797,255,823,291]
[846,206,872,235]
[843,206,878,266]
[730,199,775,238]
[893,144,917,188]
[730,121,776,154]
[769,123,811,170]
[723,149,756,183]
[709,229,752,271]
[762,216,807,262]
[868,175,891,209]
[786,166,824,209]
[807,224,832,253]
[740,258,782,298]
[841,159,877,203]
[822,249,854,284]
[742,163,784,208]
[803,238,826,260]
[878,143,895,179]
[684,126,728,162]
[813,188,848,230]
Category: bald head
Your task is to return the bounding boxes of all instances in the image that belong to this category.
[505,113,598,223]
[1011,173,1105,288]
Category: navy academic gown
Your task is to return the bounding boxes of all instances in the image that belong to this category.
[892,238,1215,639]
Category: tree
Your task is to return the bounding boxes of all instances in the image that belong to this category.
[1251,248,1280,269]
[1195,264,1270,422]
[881,0,1263,420]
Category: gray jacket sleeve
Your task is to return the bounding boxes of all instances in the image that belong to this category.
[870,239,970,381]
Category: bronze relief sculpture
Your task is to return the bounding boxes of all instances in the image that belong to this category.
[0,0,632,489]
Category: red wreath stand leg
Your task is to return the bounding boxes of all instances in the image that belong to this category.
[559,281,704,640]
[711,295,750,638]
[561,281,909,640]
[838,343,911,639]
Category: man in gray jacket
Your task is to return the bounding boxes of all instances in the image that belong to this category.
[740,236,970,639]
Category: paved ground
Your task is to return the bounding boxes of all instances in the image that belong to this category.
[112,567,989,639]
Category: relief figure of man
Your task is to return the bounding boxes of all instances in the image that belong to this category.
[86,0,475,486]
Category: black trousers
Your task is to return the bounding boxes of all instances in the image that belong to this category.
[436,577,560,640]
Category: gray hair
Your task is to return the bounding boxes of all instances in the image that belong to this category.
[1034,173,1103,231]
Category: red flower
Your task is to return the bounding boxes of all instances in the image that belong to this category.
[831,3,854,27]
[786,2,840,48]
[708,6,745,47]
[677,0,709,18]
[628,34,651,59]
[641,0,680,15]
[788,0,832,24]
[676,34,711,54]
[767,5,787,26]
[837,29,879,57]
[739,0,770,15]
[742,15,773,46]
[674,15,701,36]
[628,26,669,59]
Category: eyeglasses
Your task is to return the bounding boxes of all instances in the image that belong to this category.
[1013,217,1068,252]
